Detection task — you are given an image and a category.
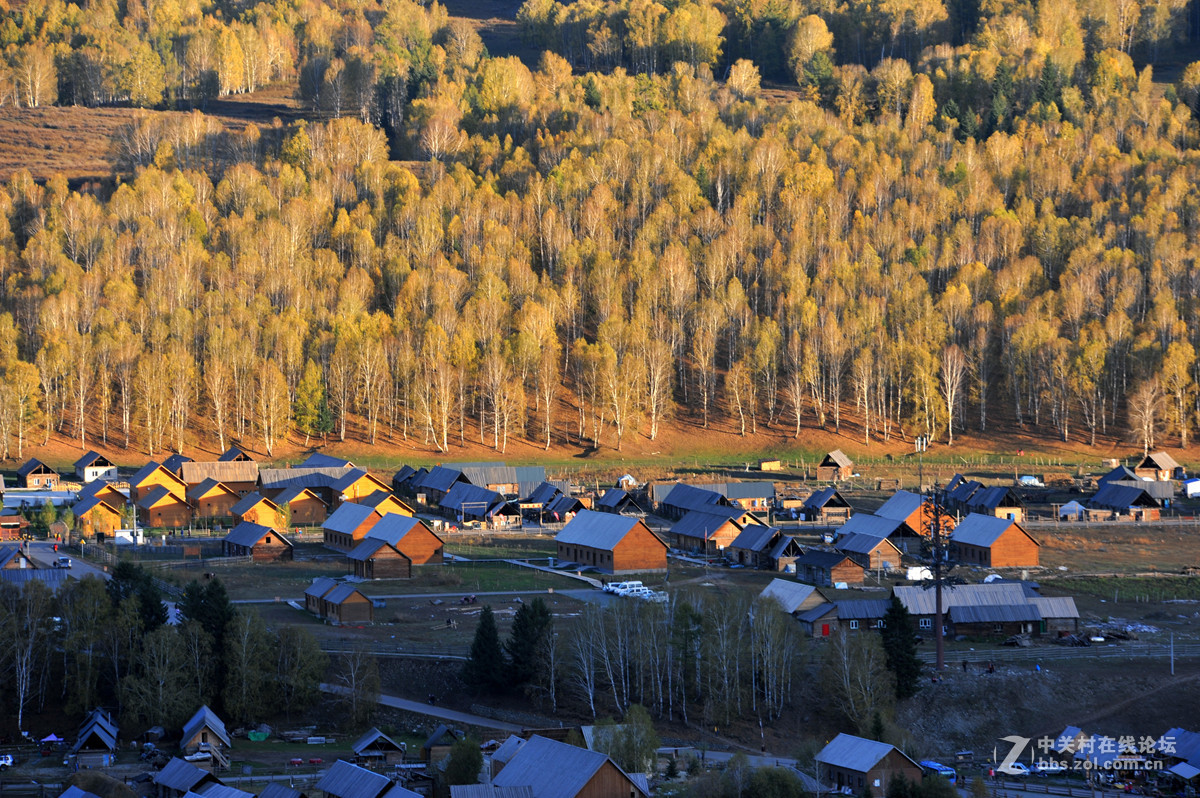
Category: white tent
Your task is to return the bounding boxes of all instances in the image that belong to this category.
[1058,500,1084,520]
[1184,479,1200,498]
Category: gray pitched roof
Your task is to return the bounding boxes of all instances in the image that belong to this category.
[72,708,118,753]
[181,461,259,485]
[230,492,280,518]
[317,760,394,798]
[670,508,745,541]
[218,446,253,462]
[491,735,526,765]
[759,579,818,613]
[17,458,55,478]
[817,733,916,772]
[657,483,729,511]
[803,487,848,510]
[1029,596,1079,619]
[1090,482,1159,510]
[834,599,891,619]
[298,453,354,469]
[948,603,1041,624]
[186,477,237,502]
[74,450,112,469]
[793,549,857,569]
[70,493,123,519]
[821,449,853,468]
[352,727,406,755]
[324,583,367,605]
[694,481,777,500]
[524,481,564,507]
[440,482,515,516]
[346,538,401,562]
[545,494,584,518]
[556,510,647,550]
[596,488,643,512]
[260,467,352,491]
[182,705,229,748]
[323,502,379,535]
[417,465,467,493]
[153,758,218,792]
[768,535,805,560]
[366,514,440,547]
[422,724,462,751]
[305,577,339,599]
[224,521,289,549]
[450,787,534,798]
[1099,465,1138,484]
[492,735,648,798]
[949,513,1024,547]
[275,485,327,506]
[893,582,1031,615]
[60,787,103,798]
[0,569,70,589]
[137,484,184,509]
[835,513,905,539]
[876,491,924,521]
[835,531,901,556]
[259,784,306,798]
[968,485,1023,511]
[1139,451,1182,472]
[728,524,778,552]
[162,454,194,473]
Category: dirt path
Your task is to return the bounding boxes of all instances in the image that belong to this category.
[1034,671,1200,737]
[319,683,523,731]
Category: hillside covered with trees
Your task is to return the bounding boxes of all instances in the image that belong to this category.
[0,0,1199,459]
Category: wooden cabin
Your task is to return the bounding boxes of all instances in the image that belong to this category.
[322,502,383,551]
[366,514,444,564]
[130,462,187,505]
[347,539,411,579]
[137,486,192,528]
[187,479,241,520]
[223,521,294,562]
[230,492,286,530]
[275,486,329,525]
[17,458,59,489]
[817,450,854,481]
[555,510,667,574]
[949,513,1040,568]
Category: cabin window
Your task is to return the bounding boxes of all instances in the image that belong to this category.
[919,618,932,629]
[849,620,859,630]
[993,623,1003,633]
[875,620,885,628]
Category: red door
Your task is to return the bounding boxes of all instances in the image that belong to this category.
[822,624,830,636]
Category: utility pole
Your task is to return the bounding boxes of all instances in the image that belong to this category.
[917,440,951,674]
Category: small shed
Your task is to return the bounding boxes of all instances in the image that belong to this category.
[801,487,853,523]
[817,450,854,482]
[352,727,407,766]
[594,488,645,516]
[304,577,338,615]
[17,458,59,489]
[323,583,373,624]
[670,508,750,553]
[758,578,825,615]
[0,545,38,570]
[422,725,464,764]
[180,706,230,755]
[1135,451,1184,481]
[218,446,254,462]
[71,708,119,767]
[726,524,780,568]
[1058,500,1085,520]
[152,758,222,798]
[347,538,412,580]
[223,521,293,562]
[793,549,865,586]
[759,459,782,472]
[767,534,805,573]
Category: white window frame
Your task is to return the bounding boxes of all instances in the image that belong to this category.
[849,620,859,630]
[919,618,932,629]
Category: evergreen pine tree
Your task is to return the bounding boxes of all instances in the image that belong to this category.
[504,597,552,686]
[462,605,505,693]
[881,595,922,699]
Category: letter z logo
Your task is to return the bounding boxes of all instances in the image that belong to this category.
[996,735,1032,775]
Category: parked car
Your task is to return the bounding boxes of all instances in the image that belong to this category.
[1001,762,1031,777]
[622,586,653,599]
[0,753,13,771]
[608,581,644,595]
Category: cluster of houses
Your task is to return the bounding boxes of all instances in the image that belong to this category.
[760,578,1081,641]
